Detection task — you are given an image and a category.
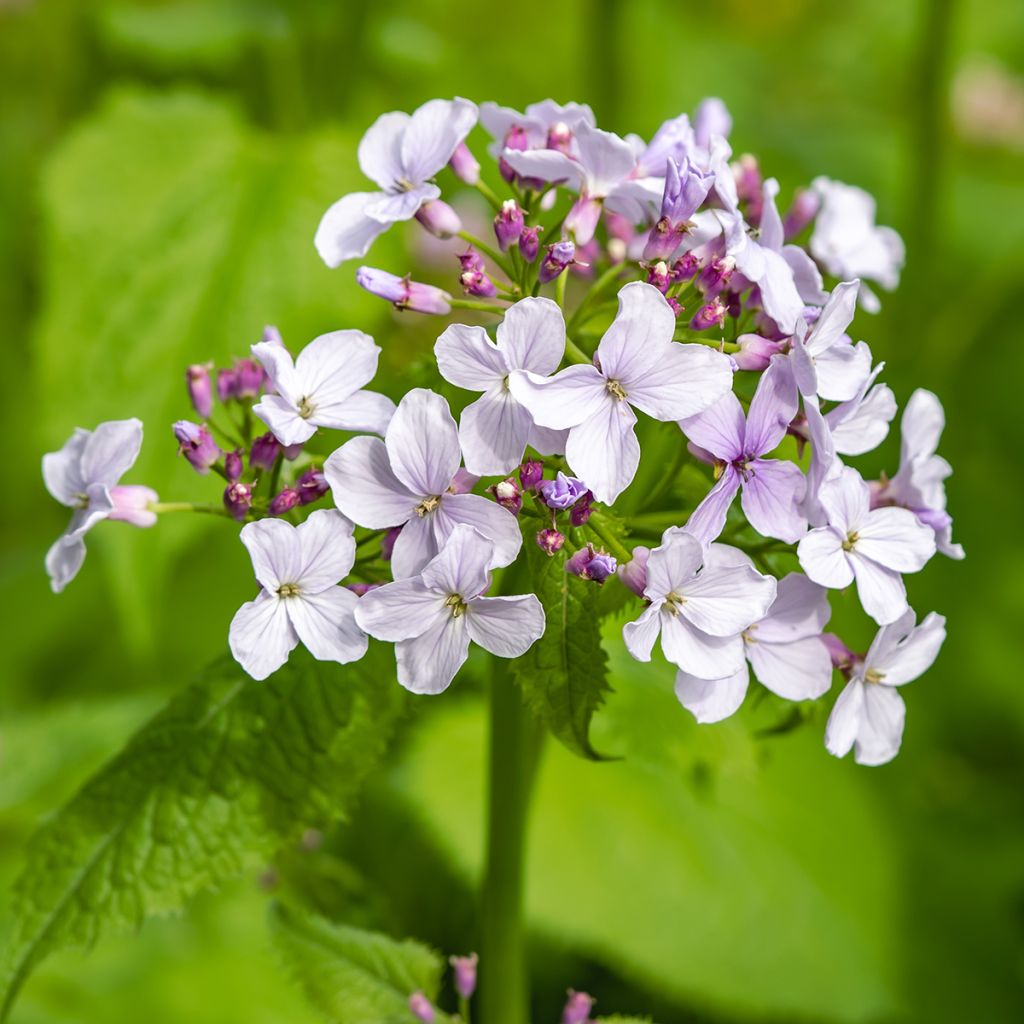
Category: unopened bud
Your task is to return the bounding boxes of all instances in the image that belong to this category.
[733,153,763,225]
[488,477,522,514]
[734,332,786,371]
[414,198,462,238]
[671,252,702,283]
[460,268,498,298]
[536,528,566,556]
[450,953,478,1000]
[217,368,239,402]
[108,485,159,528]
[408,991,435,1024]
[666,296,684,317]
[458,247,486,274]
[223,481,253,521]
[566,544,616,583]
[546,120,574,153]
[562,989,596,1024]
[783,187,820,241]
[225,449,244,482]
[617,546,650,597]
[539,240,576,284]
[698,255,736,298]
[173,421,222,474]
[646,260,671,293]
[234,358,264,398]
[449,141,480,185]
[494,199,525,251]
[250,432,281,473]
[822,632,856,675]
[269,488,301,516]
[518,225,541,262]
[186,364,213,418]
[356,266,452,314]
[297,466,329,505]
[569,490,594,526]
[690,297,727,331]
[519,459,544,491]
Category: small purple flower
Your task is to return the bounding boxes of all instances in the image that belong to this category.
[250,432,281,473]
[646,260,671,293]
[449,141,480,184]
[536,528,565,556]
[269,487,301,516]
[519,459,544,491]
[690,297,727,331]
[489,477,523,514]
[566,544,616,583]
[414,198,462,238]
[234,358,265,398]
[539,471,588,510]
[643,157,714,261]
[518,225,541,262]
[494,199,524,251]
[186,363,213,418]
[561,989,595,1024]
[698,255,737,298]
[538,240,576,284]
[458,247,486,274]
[671,251,702,283]
[217,368,238,402]
[449,952,478,1000]
[174,421,222,474]
[225,449,243,482]
[223,481,253,521]
[356,267,453,315]
[459,267,498,298]
[408,992,435,1024]
[569,489,593,526]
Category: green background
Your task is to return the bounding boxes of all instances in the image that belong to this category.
[1,0,1022,1021]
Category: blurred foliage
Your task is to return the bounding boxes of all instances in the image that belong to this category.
[1,0,1023,1022]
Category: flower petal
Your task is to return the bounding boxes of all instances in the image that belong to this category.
[252,394,317,447]
[354,577,444,641]
[625,343,734,422]
[295,509,356,592]
[814,340,873,402]
[42,428,91,506]
[595,282,675,383]
[622,603,662,662]
[286,587,368,665]
[679,390,745,462]
[401,97,478,183]
[395,615,471,694]
[390,511,439,580]
[493,297,566,377]
[797,527,855,589]
[682,467,741,549]
[854,684,906,766]
[314,191,392,267]
[229,592,298,681]
[679,563,776,636]
[747,635,833,700]
[435,323,507,392]
[80,419,144,488]
[296,329,381,406]
[435,493,523,571]
[317,389,395,435]
[564,398,640,504]
[661,613,746,678]
[45,534,87,594]
[850,554,907,625]
[385,388,462,497]
[500,148,584,189]
[856,507,936,573]
[820,466,870,533]
[240,518,302,591]
[739,458,807,544]
[466,595,546,658]
[364,184,439,223]
[459,387,534,477]
[745,358,799,456]
[870,611,946,685]
[324,436,418,529]
[419,522,495,596]
[644,527,704,599]
[825,678,864,759]
[575,122,639,194]
[755,572,831,643]
[508,365,609,430]
[357,110,410,189]
[674,665,750,723]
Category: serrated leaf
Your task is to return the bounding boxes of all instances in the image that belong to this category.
[268,902,442,1024]
[511,539,612,759]
[0,649,405,1021]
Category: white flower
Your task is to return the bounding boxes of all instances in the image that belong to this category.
[42,418,147,593]
[435,297,568,476]
[324,388,522,579]
[510,282,733,503]
[797,466,935,625]
[229,510,367,680]
[826,609,946,765]
[622,529,776,680]
[251,330,395,447]
[355,525,545,694]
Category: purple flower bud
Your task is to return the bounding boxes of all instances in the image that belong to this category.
[822,633,857,674]
[217,368,239,402]
[569,490,594,527]
[547,120,574,153]
[448,467,480,494]
[225,449,244,482]
[489,477,522,514]
[346,582,382,597]
[458,247,486,274]
[250,432,281,473]
[449,141,480,185]
[234,358,264,399]
[269,487,301,516]
[494,199,525,251]
[566,544,616,584]
[450,953,478,1001]
[671,252,702,283]
[617,545,650,597]
[643,158,712,261]
[733,153,763,225]
[724,288,743,321]
[734,332,786,371]
[536,528,566,556]
[186,364,213,418]
[223,481,253,521]
[408,992,435,1024]
[296,466,329,505]
[519,459,544,491]
[173,421,222,474]
[414,198,462,239]
[518,225,541,263]
[108,485,159,528]
[381,525,402,561]
[646,260,672,293]
[283,442,304,460]
[539,240,576,284]
[666,296,684,317]
[261,324,284,347]
[539,472,588,510]
[690,297,727,331]
[460,268,498,298]
[499,124,531,184]
[783,187,820,241]
[356,266,453,315]
[561,989,596,1024]
[698,255,737,298]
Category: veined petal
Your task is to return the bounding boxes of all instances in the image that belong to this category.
[314,191,392,267]
[798,527,855,589]
[435,493,522,570]
[679,391,745,461]
[854,684,906,766]
[316,389,395,436]
[401,97,478,183]
[829,383,896,456]
[755,572,831,642]
[390,512,439,580]
[500,148,584,190]
[80,418,143,488]
[42,428,90,506]
[395,615,471,694]
[674,665,750,724]
[825,678,864,758]
[899,389,945,464]
[354,577,444,641]
[495,297,566,375]
[661,613,746,679]
[622,603,663,662]
[850,555,907,625]
[466,595,546,658]
[527,422,569,456]
[782,245,829,305]
[820,466,870,533]
[644,527,704,599]
[757,249,804,334]
[806,279,859,357]
[625,343,734,422]
[459,387,533,476]
[357,110,410,189]
[682,467,741,549]
[870,611,946,685]
[385,388,462,497]
[745,357,799,456]
[251,340,300,403]
[252,394,318,447]
[564,399,640,504]
[296,330,381,405]
[595,282,676,383]
[324,436,419,529]
[287,587,368,665]
[679,563,776,636]
[508,365,609,430]
[295,509,356,592]
[747,635,833,700]
[45,534,87,594]
[575,121,638,194]
[740,458,807,544]
[814,340,873,402]
[229,593,298,681]
[758,178,785,252]
[240,518,302,592]
[856,507,936,572]
[420,522,494,597]
[435,323,508,392]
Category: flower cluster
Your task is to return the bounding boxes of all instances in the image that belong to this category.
[43,95,959,766]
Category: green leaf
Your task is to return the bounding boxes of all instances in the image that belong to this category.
[268,902,443,1024]
[511,538,612,760]
[0,649,405,1022]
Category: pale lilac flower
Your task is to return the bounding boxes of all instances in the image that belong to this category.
[622,528,776,680]
[356,267,452,314]
[676,547,833,723]
[43,419,148,593]
[681,358,807,544]
[478,99,595,160]
[324,389,522,578]
[354,525,545,694]
[510,283,733,503]
[873,389,964,558]
[824,362,897,456]
[810,176,905,313]
[643,157,714,261]
[228,510,367,681]
[566,544,616,583]
[797,466,935,624]
[314,98,478,266]
[435,297,568,475]
[251,330,395,447]
[825,609,946,765]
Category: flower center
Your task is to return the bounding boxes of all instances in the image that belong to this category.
[444,593,467,618]
[865,667,885,684]
[277,582,301,598]
[297,396,316,419]
[415,494,442,517]
[606,379,628,401]
[664,590,687,615]
[842,531,859,552]
[742,623,758,644]
[73,491,89,509]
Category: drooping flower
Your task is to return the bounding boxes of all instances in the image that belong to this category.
[675,547,833,722]
[354,525,545,694]
[43,419,152,593]
[324,388,522,578]
[510,283,733,503]
[622,528,776,680]
[825,609,946,765]
[810,176,905,313]
[681,358,807,544]
[251,330,395,447]
[228,510,367,681]
[314,98,478,266]
[797,466,935,624]
[435,297,568,475]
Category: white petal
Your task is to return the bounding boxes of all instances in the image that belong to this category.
[466,595,545,658]
[625,342,734,422]
[744,357,799,456]
[679,563,776,636]
[562,399,639,504]
[805,279,859,357]
[870,611,946,685]
[500,148,584,190]
[508,365,609,430]
[395,615,471,694]
[856,506,935,572]
[229,593,298,681]
[419,521,495,596]
[435,493,523,570]
[354,577,444,641]
[78,418,144,489]
[825,679,864,759]
[318,389,395,435]
[782,244,828,305]
[45,534,87,594]
[251,340,300,403]
[401,97,478,183]
[574,122,638,194]
[644,527,704,599]
[747,636,833,701]
[435,323,507,392]
[240,518,302,591]
[42,428,90,506]
[527,422,569,456]
[314,191,392,267]
[850,555,907,625]
[252,394,317,447]
[674,665,750,723]
[899,389,945,463]
[683,467,741,548]
[679,390,745,461]
[459,388,533,476]
[286,587,368,665]
[814,340,872,403]
[595,282,675,383]
[363,184,439,223]
[357,110,410,189]
[854,684,906,766]
[661,613,746,679]
[757,249,804,334]
[495,296,566,375]
[324,435,418,529]
[295,330,381,407]
[295,509,356,591]
[755,572,831,643]
[739,458,807,544]
[819,465,870,533]
[758,178,785,252]
[622,603,663,662]
[390,512,439,580]
[385,388,461,497]
[797,527,855,589]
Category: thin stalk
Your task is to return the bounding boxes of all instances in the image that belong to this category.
[149,501,231,518]
[450,297,509,314]
[457,230,515,280]
[473,178,504,213]
[587,510,633,563]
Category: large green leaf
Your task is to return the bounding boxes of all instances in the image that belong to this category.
[0,650,405,1021]
[269,903,444,1024]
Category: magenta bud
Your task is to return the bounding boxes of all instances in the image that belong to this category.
[569,490,594,527]
[217,368,239,402]
[356,266,453,315]
[783,187,820,241]
[173,421,222,474]
[450,953,478,1000]
[536,528,566,556]
[822,632,856,674]
[458,247,486,274]
[449,141,480,185]
[561,989,596,1024]
[225,449,244,482]
[698,255,737,298]
[223,481,253,521]
[296,466,329,505]
[269,488,301,516]
[666,296,684,317]
[250,432,281,473]
[518,225,541,263]
[283,442,304,460]
[499,124,531,183]
[671,252,702,283]
[414,198,462,239]
[489,477,522,514]
[346,582,382,597]
[494,199,525,251]
[519,459,544,491]
[734,333,786,371]
[234,358,264,398]
[539,240,576,284]
[646,260,672,293]
[460,268,498,298]
[566,544,616,583]
[617,546,650,597]
[733,153,763,225]
[381,525,402,561]
[108,485,159,528]
[690,297,727,331]
[408,992,435,1024]
[546,120,574,153]
[186,363,213,418]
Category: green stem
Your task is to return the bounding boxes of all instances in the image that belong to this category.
[450,298,509,314]
[457,230,515,280]
[473,178,504,213]
[587,511,633,563]
[479,666,542,1024]
[149,501,231,518]
[567,263,625,333]
[563,337,591,365]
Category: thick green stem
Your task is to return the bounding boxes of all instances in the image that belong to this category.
[479,669,542,1024]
